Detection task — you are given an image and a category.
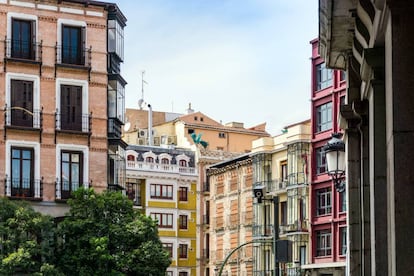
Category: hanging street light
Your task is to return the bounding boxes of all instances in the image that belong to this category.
[323,133,346,192]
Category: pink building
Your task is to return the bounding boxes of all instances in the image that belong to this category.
[304,39,346,275]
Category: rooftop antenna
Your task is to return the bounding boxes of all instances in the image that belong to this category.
[138,70,147,110]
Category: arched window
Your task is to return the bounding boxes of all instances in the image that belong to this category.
[161,158,169,164]
[146,156,154,163]
[179,160,187,167]
[127,155,135,161]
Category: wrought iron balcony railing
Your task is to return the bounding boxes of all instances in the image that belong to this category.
[4,177,43,199]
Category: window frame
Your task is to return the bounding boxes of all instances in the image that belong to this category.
[10,146,34,197]
[178,186,188,201]
[151,212,173,228]
[162,243,173,258]
[60,150,83,199]
[150,184,173,200]
[316,102,332,133]
[316,187,332,216]
[55,78,89,132]
[57,19,86,66]
[5,140,40,198]
[6,73,40,128]
[178,244,188,259]
[339,227,347,256]
[56,144,89,200]
[179,214,188,230]
[316,62,333,90]
[316,229,332,257]
[315,147,327,175]
[7,13,38,60]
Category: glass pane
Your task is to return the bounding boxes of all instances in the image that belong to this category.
[72,153,79,163]
[62,152,69,162]
[72,163,79,190]
[12,149,20,158]
[22,150,31,159]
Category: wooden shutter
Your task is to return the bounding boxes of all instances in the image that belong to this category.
[60,85,82,131]
[11,80,33,127]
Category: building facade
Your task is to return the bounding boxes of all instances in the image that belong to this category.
[251,120,311,275]
[126,145,198,276]
[0,0,126,217]
[206,154,254,276]
[123,106,270,276]
[319,0,414,274]
[303,39,346,275]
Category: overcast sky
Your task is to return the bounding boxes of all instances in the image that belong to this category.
[115,0,318,135]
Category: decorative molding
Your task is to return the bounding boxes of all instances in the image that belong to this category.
[86,22,106,29]
[38,16,57,23]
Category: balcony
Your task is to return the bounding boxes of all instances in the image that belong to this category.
[108,118,122,139]
[4,177,43,200]
[4,38,43,74]
[55,111,92,145]
[126,160,197,175]
[55,180,91,201]
[55,44,91,79]
[279,220,309,234]
[4,106,43,141]
[252,224,274,238]
[254,179,287,194]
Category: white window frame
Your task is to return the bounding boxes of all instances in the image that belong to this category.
[55,78,89,132]
[56,143,89,199]
[5,73,40,127]
[7,12,38,58]
[5,140,40,197]
[56,18,86,64]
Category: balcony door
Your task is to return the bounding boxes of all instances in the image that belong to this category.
[11,80,33,127]
[11,147,34,197]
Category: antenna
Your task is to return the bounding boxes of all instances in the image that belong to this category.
[138,70,148,109]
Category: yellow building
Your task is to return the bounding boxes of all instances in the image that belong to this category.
[126,145,198,276]
[251,120,311,275]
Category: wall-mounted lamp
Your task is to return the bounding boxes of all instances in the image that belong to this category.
[323,133,346,192]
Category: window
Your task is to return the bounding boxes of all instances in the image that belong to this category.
[150,184,173,199]
[108,78,125,123]
[60,84,83,131]
[166,272,173,276]
[179,215,188,230]
[179,244,188,258]
[162,243,173,257]
[316,147,327,174]
[108,19,124,60]
[194,116,198,121]
[11,147,34,197]
[316,63,333,90]
[61,25,85,65]
[340,70,346,81]
[281,161,288,182]
[10,80,33,127]
[151,213,173,228]
[11,18,35,59]
[161,158,169,164]
[61,151,83,199]
[340,227,347,255]
[127,182,141,206]
[179,160,187,167]
[316,229,332,256]
[281,201,287,225]
[179,272,188,276]
[187,129,194,134]
[127,155,135,161]
[146,156,154,163]
[179,187,188,201]
[316,188,332,216]
[340,190,347,212]
[316,102,332,132]
[218,132,226,138]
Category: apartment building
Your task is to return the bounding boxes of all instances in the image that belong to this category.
[251,120,311,275]
[126,145,198,276]
[206,154,254,276]
[123,106,270,275]
[0,0,126,216]
[302,39,346,275]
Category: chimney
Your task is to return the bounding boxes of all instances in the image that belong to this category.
[187,103,194,114]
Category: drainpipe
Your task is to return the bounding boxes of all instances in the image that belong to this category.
[148,104,153,146]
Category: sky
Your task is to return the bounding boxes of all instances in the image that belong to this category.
[115,0,318,135]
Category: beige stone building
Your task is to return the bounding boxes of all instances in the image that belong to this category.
[206,154,254,276]
[0,0,127,216]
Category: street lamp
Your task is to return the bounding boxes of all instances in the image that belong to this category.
[323,133,346,192]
